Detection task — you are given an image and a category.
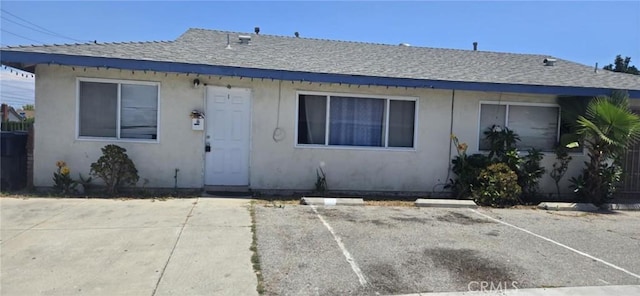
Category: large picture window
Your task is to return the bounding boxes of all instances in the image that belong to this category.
[78,79,159,141]
[479,102,559,151]
[297,93,416,148]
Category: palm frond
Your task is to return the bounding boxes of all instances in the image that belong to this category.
[578,95,640,149]
[577,115,615,145]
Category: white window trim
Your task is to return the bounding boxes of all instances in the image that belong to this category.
[75,77,161,143]
[477,100,561,152]
[294,90,418,151]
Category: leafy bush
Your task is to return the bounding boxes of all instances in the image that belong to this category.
[314,167,328,195]
[568,174,585,198]
[53,161,77,195]
[572,153,622,205]
[517,149,545,200]
[449,127,546,204]
[483,126,545,200]
[448,153,490,198]
[447,134,490,198]
[77,173,93,194]
[472,163,522,207]
[550,147,572,198]
[484,125,519,159]
[90,145,139,195]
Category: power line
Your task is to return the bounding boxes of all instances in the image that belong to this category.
[1,86,34,93]
[1,101,35,108]
[2,17,79,42]
[1,8,88,43]
[1,29,45,44]
[0,94,34,100]
[1,90,33,96]
[0,98,35,106]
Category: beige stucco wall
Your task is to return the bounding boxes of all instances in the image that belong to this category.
[451,91,587,195]
[35,64,592,194]
[34,65,207,188]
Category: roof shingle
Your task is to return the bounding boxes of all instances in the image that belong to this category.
[3,28,639,91]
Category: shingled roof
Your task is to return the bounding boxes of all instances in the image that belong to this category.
[2,28,639,94]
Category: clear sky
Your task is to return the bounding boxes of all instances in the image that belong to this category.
[1,1,639,108]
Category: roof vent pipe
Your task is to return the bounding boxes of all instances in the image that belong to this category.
[254,27,260,35]
[226,34,231,49]
[543,58,557,66]
[473,42,478,51]
[294,32,300,38]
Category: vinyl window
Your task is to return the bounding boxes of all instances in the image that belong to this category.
[297,93,416,148]
[479,102,560,151]
[78,79,159,141]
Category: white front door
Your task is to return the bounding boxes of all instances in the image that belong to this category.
[205,86,251,186]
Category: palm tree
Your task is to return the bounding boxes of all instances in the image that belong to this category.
[574,90,640,204]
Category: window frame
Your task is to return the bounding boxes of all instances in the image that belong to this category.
[477,101,561,152]
[295,91,418,151]
[76,77,161,143]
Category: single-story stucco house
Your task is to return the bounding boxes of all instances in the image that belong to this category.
[1,28,639,196]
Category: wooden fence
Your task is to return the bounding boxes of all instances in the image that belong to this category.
[1,121,33,131]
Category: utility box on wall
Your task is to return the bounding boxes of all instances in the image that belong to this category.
[190,110,205,131]
[192,118,204,131]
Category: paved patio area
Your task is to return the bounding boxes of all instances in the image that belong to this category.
[0,197,257,296]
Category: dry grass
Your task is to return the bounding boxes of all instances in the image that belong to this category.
[248,201,265,294]
[256,199,418,207]
[0,186,204,199]
[255,199,302,207]
[364,200,416,207]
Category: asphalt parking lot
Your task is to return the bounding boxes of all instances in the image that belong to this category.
[255,205,640,295]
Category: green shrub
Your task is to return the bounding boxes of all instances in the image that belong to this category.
[53,161,77,195]
[314,166,328,195]
[90,145,139,195]
[550,147,572,198]
[484,125,519,160]
[448,128,544,203]
[472,163,522,207]
[517,149,545,201]
[447,134,490,198]
[448,153,490,198]
[483,126,545,201]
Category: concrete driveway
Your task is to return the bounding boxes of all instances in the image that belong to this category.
[0,197,258,296]
[255,204,640,295]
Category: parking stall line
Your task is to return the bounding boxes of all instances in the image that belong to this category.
[309,205,369,287]
[469,209,640,280]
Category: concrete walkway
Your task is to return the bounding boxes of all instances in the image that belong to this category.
[0,197,257,296]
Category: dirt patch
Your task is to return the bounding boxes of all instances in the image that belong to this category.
[257,200,302,207]
[365,200,416,207]
[317,209,359,222]
[390,216,432,224]
[426,248,517,286]
[318,210,393,226]
[437,212,493,225]
[365,219,393,227]
[486,230,500,237]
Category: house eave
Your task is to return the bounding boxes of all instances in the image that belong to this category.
[2,50,638,98]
